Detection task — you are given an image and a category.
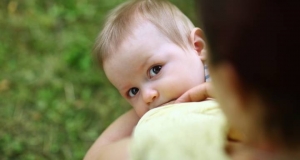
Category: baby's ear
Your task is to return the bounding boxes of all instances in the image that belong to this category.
[190,28,206,61]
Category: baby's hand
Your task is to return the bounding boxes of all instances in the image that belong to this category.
[175,82,214,103]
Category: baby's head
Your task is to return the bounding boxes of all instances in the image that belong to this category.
[95,0,207,117]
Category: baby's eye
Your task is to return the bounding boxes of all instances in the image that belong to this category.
[128,87,139,97]
[149,65,162,78]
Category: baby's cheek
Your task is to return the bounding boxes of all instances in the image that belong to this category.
[168,84,189,98]
[134,105,149,118]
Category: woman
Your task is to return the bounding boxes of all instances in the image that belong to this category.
[179,0,300,159]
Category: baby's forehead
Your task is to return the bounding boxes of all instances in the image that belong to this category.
[103,56,141,93]
[105,20,167,58]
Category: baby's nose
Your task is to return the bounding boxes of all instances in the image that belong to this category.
[142,89,158,104]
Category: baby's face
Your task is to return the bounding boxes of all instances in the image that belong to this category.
[104,22,205,117]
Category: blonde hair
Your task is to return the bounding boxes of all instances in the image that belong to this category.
[94,0,195,64]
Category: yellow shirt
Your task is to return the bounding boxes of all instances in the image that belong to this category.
[130,100,230,160]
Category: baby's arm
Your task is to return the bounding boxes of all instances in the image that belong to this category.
[84,109,140,160]
[175,82,214,103]
[96,137,131,160]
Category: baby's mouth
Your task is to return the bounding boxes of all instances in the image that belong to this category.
[149,99,177,110]
[160,99,176,107]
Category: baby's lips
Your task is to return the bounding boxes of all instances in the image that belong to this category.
[149,99,176,109]
[161,99,176,106]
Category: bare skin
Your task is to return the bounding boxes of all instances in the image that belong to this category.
[175,82,214,103]
[96,138,131,160]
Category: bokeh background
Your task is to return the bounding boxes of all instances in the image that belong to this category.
[0,0,197,159]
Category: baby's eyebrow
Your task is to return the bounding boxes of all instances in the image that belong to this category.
[139,55,153,72]
[120,85,130,93]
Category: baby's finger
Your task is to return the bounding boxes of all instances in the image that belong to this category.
[175,83,213,103]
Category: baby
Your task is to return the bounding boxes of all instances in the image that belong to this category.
[84,0,234,159]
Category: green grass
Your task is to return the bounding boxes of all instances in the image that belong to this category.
[0,0,196,159]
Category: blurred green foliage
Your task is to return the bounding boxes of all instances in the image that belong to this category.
[0,0,196,159]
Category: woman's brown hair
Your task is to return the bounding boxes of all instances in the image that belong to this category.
[196,0,300,148]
